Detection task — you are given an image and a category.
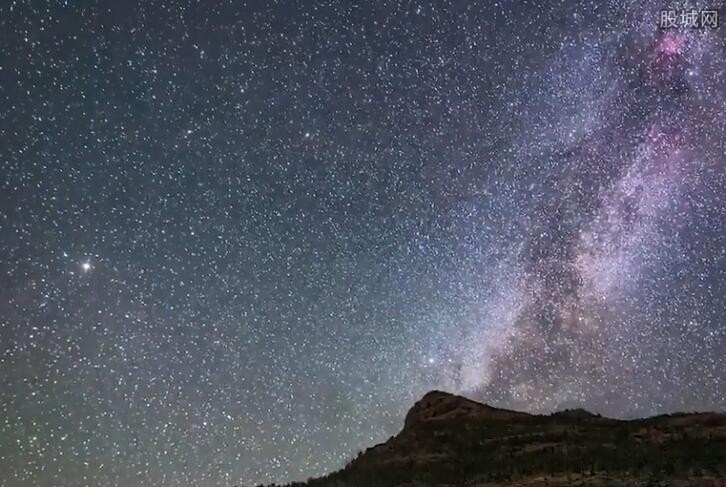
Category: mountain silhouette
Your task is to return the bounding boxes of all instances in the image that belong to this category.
[241,390,726,487]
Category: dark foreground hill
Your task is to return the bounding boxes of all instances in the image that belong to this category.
[244,390,726,487]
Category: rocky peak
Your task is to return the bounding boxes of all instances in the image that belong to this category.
[404,390,524,429]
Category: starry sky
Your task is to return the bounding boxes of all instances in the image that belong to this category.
[1,1,725,486]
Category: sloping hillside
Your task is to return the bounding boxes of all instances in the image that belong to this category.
[244,390,726,487]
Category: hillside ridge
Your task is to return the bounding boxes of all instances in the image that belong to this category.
[240,390,726,487]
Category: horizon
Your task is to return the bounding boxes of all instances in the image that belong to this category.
[405,389,726,421]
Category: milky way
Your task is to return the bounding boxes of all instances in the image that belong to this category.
[1,1,724,486]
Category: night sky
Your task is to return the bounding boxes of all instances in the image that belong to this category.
[1,1,725,486]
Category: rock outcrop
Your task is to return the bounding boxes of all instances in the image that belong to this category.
[403,390,530,429]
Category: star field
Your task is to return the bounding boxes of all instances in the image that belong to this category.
[1,1,725,486]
